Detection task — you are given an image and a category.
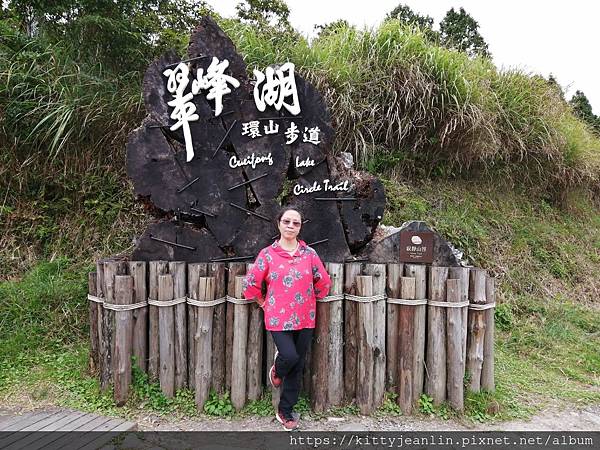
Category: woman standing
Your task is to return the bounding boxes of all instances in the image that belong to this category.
[243,206,331,431]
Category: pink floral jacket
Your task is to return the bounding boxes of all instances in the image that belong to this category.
[242,240,332,331]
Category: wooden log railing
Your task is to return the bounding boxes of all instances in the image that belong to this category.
[88,260,496,414]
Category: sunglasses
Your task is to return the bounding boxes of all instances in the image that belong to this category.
[280,218,302,227]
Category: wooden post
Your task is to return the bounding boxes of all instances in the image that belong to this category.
[449,266,470,379]
[385,263,402,390]
[208,262,227,393]
[95,261,106,389]
[128,261,148,373]
[113,275,134,406]
[398,276,416,415]
[246,263,263,402]
[327,263,344,407]
[158,274,175,397]
[101,260,128,392]
[187,263,208,389]
[446,278,464,412]
[226,263,246,392]
[195,276,216,410]
[88,272,100,375]
[355,275,374,415]
[169,261,187,390]
[311,265,331,412]
[426,266,448,405]
[481,276,496,392]
[405,264,426,403]
[149,261,168,381]
[343,262,362,403]
[467,268,487,392]
[364,263,386,410]
[231,275,249,411]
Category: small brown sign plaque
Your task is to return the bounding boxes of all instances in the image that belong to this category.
[399,231,433,263]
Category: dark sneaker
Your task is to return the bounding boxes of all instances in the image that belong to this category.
[276,410,299,431]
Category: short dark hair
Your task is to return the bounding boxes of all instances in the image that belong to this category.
[276,206,304,224]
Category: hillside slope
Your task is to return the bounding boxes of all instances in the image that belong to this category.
[1,177,599,420]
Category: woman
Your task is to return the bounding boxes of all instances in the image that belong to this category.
[242,206,331,431]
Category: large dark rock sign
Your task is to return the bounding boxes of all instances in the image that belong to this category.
[127,17,386,262]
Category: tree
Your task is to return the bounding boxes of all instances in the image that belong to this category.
[546,74,565,101]
[235,0,291,31]
[386,4,433,29]
[570,90,600,134]
[2,0,212,70]
[385,3,438,43]
[439,7,490,58]
[314,19,352,38]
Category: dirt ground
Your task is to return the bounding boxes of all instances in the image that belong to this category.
[130,403,600,431]
[2,397,600,432]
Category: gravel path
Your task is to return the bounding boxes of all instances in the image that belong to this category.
[132,403,600,431]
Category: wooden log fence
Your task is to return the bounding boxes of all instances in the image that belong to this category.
[88,260,496,414]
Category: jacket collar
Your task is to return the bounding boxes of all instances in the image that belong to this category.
[271,239,307,257]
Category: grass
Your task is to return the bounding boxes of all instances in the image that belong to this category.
[2,16,600,425]
[3,17,600,279]
[223,19,600,191]
[2,179,600,425]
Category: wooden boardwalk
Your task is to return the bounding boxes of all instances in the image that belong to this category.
[0,408,136,450]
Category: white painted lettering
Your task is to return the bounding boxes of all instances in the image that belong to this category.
[228,152,273,169]
[295,156,315,168]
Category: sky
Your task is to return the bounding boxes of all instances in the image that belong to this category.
[206,0,600,115]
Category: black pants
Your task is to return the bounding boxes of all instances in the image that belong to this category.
[270,328,314,418]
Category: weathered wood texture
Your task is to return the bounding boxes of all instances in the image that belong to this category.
[169,261,188,390]
[398,276,416,415]
[467,268,487,392]
[195,276,216,410]
[363,263,386,410]
[208,262,227,393]
[113,275,134,406]
[448,266,470,376]
[226,263,246,392]
[187,262,208,388]
[446,278,464,412]
[88,272,100,375]
[385,263,402,390]
[355,275,374,415]
[405,264,427,403]
[158,274,175,397]
[95,261,106,387]
[128,261,148,373]
[327,262,344,407]
[481,275,496,392]
[127,16,385,263]
[426,266,448,405]
[149,261,169,381]
[311,268,331,412]
[343,262,362,403]
[89,259,497,414]
[100,259,128,392]
[231,276,249,411]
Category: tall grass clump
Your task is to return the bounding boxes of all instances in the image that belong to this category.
[0,23,150,276]
[226,19,600,192]
[0,23,143,161]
